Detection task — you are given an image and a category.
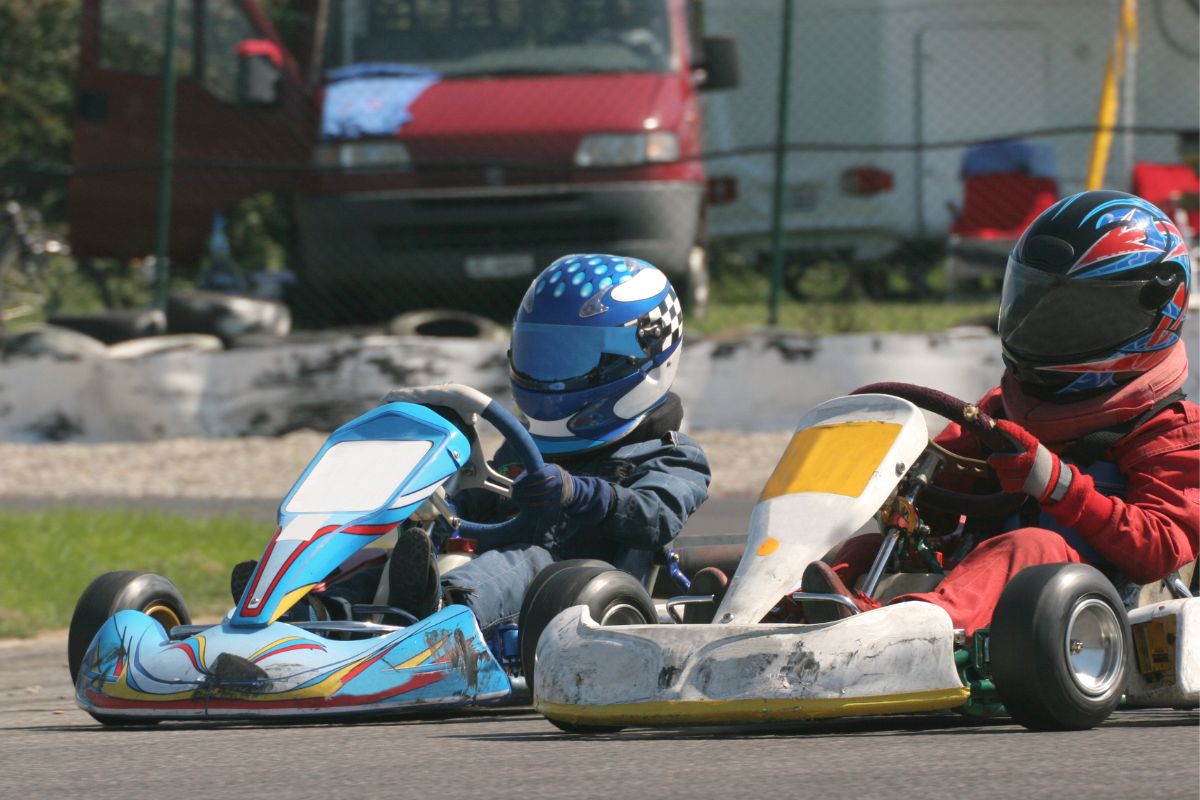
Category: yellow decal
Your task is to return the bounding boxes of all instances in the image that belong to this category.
[392,637,448,670]
[537,686,970,726]
[248,636,305,662]
[270,585,318,623]
[756,538,781,557]
[1132,616,1177,687]
[759,422,902,501]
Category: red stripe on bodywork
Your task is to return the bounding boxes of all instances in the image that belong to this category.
[166,643,204,673]
[239,523,397,616]
[250,642,328,663]
[85,669,450,712]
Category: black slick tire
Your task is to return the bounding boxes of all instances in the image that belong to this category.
[68,571,191,685]
[520,564,657,734]
[990,563,1131,731]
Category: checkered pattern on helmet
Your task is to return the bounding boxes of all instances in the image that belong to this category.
[636,289,683,356]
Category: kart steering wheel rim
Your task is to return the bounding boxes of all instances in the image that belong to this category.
[454,399,546,544]
[851,382,1025,518]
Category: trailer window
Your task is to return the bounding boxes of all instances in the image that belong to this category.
[325,0,673,78]
[100,0,195,76]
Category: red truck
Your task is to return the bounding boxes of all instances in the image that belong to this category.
[69,0,738,324]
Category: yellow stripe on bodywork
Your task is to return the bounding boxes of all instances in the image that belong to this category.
[392,637,448,670]
[759,422,902,502]
[270,585,318,623]
[537,686,970,726]
[248,636,305,662]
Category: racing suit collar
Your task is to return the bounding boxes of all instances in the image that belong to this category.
[549,392,683,466]
[1000,342,1189,446]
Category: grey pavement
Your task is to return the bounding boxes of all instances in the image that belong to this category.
[1,634,1196,800]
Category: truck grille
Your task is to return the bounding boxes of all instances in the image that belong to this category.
[374,219,620,251]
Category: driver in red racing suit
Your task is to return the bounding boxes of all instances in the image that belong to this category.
[800,190,1199,634]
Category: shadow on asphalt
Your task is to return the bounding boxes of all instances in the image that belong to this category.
[22,708,1195,738]
[442,709,1199,742]
[19,706,541,734]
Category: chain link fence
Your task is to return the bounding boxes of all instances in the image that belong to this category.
[2,0,1197,341]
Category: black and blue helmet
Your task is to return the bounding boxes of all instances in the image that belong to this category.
[999,190,1191,395]
[509,254,683,455]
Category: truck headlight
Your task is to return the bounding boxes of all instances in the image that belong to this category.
[315,141,412,170]
[574,133,680,167]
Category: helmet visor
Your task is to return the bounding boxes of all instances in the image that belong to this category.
[510,321,645,386]
[999,259,1157,362]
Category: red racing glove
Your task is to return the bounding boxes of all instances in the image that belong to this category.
[987,419,1076,505]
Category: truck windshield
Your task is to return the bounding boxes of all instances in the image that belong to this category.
[323,0,673,78]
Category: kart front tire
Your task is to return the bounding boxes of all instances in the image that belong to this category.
[68,570,191,684]
[990,563,1131,731]
[520,563,657,706]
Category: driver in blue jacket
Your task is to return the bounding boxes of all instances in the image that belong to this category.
[382,254,711,633]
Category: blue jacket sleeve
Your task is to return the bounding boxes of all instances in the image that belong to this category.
[589,433,711,551]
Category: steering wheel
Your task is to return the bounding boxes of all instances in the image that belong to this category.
[378,384,544,547]
[851,382,1025,518]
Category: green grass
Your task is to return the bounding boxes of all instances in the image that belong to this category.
[691,263,999,335]
[693,298,999,336]
[692,296,999,336]
[0,510,272,638]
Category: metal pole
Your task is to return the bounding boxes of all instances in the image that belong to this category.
[1120,0,1138,190]
[153,0,180,309]
[767,0,796,327]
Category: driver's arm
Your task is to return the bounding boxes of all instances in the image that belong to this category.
[1050,443,1199,584]
[586,433,711,551]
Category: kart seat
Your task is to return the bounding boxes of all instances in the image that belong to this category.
[1131,161,1200,238]
[949,173,1061,240]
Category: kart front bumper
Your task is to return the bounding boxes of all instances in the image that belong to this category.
[76,604,510,720]
[534,603,969,727]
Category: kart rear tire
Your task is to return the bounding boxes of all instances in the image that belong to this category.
[68,571,191,684]
[990,563,1131,731]
[520,563,657,707]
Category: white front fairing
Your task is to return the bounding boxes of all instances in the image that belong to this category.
[535,603,967,725]
[1124,598,1200,708]
[715,394,929,625]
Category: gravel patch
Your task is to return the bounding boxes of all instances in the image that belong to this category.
[0,430,791,501]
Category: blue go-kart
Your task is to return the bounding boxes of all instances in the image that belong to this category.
[68,384,684,724]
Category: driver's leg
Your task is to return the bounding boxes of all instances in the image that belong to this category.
[441,545,554,633]
[823,532,883,584]
[889,527,1083,635]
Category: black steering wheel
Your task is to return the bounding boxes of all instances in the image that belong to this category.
[454,399,546,544]
[851,382,1025,518]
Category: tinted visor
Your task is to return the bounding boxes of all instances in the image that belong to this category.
[510,321,646,389]
[998,259,1156,362]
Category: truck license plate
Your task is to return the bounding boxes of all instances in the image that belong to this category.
[464,254,535,280]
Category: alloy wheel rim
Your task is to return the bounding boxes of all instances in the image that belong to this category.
[1064,597,1124,697]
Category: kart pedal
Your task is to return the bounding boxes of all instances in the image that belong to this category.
[230,560,257,604]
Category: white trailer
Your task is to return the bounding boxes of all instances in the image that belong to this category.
[702,0,1199,260]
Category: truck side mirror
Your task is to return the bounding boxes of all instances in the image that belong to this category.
[235,39,282,107]
[698,36,740,91]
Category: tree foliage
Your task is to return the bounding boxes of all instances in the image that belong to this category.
[0,1,80,218]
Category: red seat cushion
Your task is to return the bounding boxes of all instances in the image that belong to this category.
[951,173,1060,239]
[1131,162,1200,235]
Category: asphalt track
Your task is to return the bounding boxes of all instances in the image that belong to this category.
[1,632,1196,800]
[4,498,1197,798]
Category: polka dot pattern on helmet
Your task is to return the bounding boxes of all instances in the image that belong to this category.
[529,254,642,307]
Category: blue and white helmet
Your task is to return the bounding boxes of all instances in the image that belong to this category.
[509,254,683,455]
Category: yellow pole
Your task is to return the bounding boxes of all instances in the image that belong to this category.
[1086,0,1139,190]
